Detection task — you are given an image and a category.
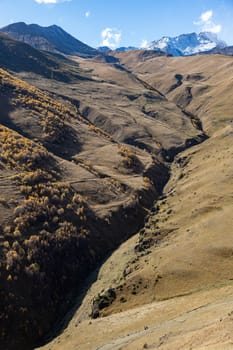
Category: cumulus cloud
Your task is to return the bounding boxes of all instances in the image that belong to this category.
[194,10,222,34]
[140,39,149,49]
[200,10,212,22]
[35,0,71,4]
[85,11,90,18]
[101,27,121,49]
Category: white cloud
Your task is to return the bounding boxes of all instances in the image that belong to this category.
[194,10,222,34]
[101,27,121,49]
[201,10,213,22]
[35,0,71,4]
[206,23,222,34]
[140,39,149,49]
[85,11,90,18]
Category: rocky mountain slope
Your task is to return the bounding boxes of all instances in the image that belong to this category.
[38,52,233,349]
[100,32,227,56]
[148,31,226,56]
[0,32,90,82]
[204,45,233,56]
[0,22,98,57]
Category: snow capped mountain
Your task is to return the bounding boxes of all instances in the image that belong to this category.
[148,32,226,56]
[98,32,226,57]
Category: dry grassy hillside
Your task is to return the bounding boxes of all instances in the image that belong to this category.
[0,40,206,350]
[0,67,159,349]
[115,52,233,134]
[38,53,233,350]
[17,53,203,156]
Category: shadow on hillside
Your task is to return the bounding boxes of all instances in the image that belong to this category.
[36,259,105,347]
[0,91,41,143]
[0,91,34,138]
[0,93,17,130]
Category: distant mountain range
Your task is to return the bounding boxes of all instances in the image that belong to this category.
[204,45,233,55]
[98,46,138,52]
[99,32,228,57]
[0,22,231,58]
[148,32,226,56]
[0,22,98,57]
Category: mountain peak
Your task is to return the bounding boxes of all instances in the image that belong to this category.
[0,22,98,57]
[149,31,227,56]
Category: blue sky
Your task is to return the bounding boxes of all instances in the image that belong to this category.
[0,0,233,48]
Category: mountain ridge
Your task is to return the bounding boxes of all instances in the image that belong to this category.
[100,31,228,57]
[148,31,226,56]
[0,22,99,57]
[0,22,230,58]
[0,32,92,82]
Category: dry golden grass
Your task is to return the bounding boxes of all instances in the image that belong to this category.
[0,66,173,349]
[37,53,233,350]
[0,125,49,169]
[0,68,76,141]
[115,53,233,135]
[1,45,232,349]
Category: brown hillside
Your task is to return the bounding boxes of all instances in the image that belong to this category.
[0,43,205,350]
[37,53,233,350]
